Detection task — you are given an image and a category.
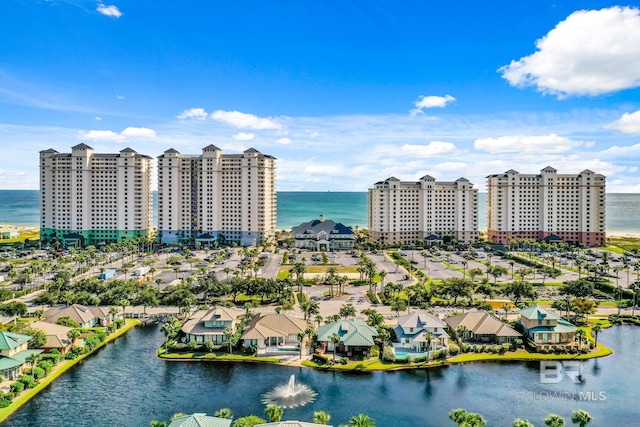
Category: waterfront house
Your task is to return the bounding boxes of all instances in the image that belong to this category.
[288,215,355,251]
[168,413,232,427]
[182,306,243,346]
[444,311,521,344]
[393,311,449,353]
[30,320,74,354]
[241,313,308,354]
[42,304,114,328]
[519,306,578,350]
[316,318,378,358]
[257,422,333,427]
[0,331,43,381]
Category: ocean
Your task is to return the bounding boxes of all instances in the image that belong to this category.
[1,190,638,232]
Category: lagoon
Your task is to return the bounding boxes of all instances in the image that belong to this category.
[3,324,637,426]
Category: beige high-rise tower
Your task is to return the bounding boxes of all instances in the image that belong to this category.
[157,145,276,246]
[486,167,606,246]
[39,144,153,246]
[368,175,479,245]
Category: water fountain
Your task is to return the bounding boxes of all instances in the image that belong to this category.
[261,374,317,408]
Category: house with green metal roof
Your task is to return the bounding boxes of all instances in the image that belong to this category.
[519,306,578,350]
[167,413,232,427]
[0,331,43,380]
[316,319,378,358]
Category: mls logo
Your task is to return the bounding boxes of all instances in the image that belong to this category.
[540,361,584,384]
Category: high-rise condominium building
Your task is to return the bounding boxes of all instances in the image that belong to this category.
[157,145,276,246]
[368,176,479,245]
[40,144,153,246]
[486,167,606,246]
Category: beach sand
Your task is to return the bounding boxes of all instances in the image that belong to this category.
[608,231,640,239]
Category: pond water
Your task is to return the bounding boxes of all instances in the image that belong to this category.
[3,324,637,426]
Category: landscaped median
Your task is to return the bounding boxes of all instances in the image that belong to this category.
[157,348,281,364]
[0,319,140,423]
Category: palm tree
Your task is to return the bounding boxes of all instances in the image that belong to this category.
[576,328,586,351]
[378,270,387,294]
[67,329,81,346]
[348,413,376,427]
[330,332,341,362]
[592,325,602,349]
[571,410,593,427]
[149,421,167,427]
[424,331,435,360]
[119,299,130,322]
[161,317,182,352]
[513,420,534,427]
[544,414,566,427]
[214,408,234,419]
[313,411,331,425]
[265,405,283,423]
[449,409,468,426]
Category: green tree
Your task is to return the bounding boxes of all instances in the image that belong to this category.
[339,303,357,319]
[502,280,537,304]
[513,420,534,427]
[571,410,593,427]
[348,413,376,427]
[330,332,341,362]
[161,317,182,352]
[149,421,167,427]
[214,408,234,419]
[67,329,81,345]
[118,299,130,322]
[232,415,267,427]
[544,414,565,427]
[265,405,283,422]
[313,411,331,425]
[592,325,602,349]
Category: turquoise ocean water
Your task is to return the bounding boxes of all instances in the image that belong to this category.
[1,190,638,232]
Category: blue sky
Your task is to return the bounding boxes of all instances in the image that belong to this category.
[2,1,640,192]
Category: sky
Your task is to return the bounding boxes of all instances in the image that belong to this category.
[2,1,640,192]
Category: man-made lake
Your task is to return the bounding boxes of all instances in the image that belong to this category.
[4,325,635,426]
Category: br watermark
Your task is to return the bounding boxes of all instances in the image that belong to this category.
[540,361,584,384]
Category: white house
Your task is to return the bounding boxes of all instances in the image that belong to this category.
[393,311,449,352]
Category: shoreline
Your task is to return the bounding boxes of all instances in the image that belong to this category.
[0,319,141,423]
[5,225,639,239]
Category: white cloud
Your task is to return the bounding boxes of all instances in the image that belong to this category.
[309,131,320,138]
[410,94,456,116]
[81,130,124,142]
[432,162,469,172]
[474,134,585,154]
[79,127,156,142]
[97,4,123,18]
[606,110,640,135]
[499,6,640,97]
[376,141,459,158]
[275,137,291,145]
[211,110,282,130]
[94,116,102,121]
[233,132,255,141]
[177,107,208,121]
[121,127,156,138]
[304,165,343,176]
[116,94,125,100]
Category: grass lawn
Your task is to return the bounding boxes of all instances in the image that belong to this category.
[0,319,140,423]
[0,231,40,245]
[277,266,359,279]
[158,350,281,364]
[606,237,640,252]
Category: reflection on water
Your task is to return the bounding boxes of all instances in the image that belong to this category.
[3,325,638,427]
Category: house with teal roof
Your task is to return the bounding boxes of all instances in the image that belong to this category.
[519,306,578,350]
[316,319,378,358]
[167,413,232,427]
[0,331,43,380]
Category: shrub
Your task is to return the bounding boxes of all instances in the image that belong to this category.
[203,340,215,353]
[17,375,37,389]
[187,340,198,351]
[339,357,349,365]
[382,345,395,361]
[312,354,329,365]
[448,342,460,356]
[414,355,427,363]
[0,399,11,408]
[39,360,53,375]
[369,346,380,358]
[30,367,46,380]
[10,382,24,394]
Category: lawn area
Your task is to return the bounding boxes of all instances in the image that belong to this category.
[277,266,359,279]
[606,236,640,252]
[0,319,140,423]
[0,230,40,245]
[158,350,281,364]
